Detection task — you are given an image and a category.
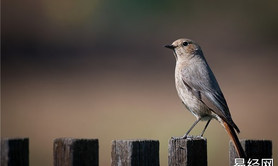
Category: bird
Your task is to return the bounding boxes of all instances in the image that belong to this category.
[165,38,246,158]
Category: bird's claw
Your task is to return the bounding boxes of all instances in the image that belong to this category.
[171,135,204,140]
[171,135,194,139]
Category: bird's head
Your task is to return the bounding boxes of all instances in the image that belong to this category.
[165,38,203,61]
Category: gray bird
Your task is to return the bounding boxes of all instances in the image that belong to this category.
[165,38,245,158]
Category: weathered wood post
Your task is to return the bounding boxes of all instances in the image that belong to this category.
[111,139,159,166]
[1,138,29,166]
[168,137,207,166]
[53,138,99,166]
[229,139,272,166]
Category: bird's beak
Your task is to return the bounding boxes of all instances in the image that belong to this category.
[164,44,175,50]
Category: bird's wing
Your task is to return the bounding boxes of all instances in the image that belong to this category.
[182,67,240,133]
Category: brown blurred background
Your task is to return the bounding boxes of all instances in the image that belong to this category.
[2,0,278,165]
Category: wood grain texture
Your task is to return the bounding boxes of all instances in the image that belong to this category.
[229,139,272,166]
[111,139,159,166]
[168,137,207,166]
[1,138,29,166]
[53,138,98,166]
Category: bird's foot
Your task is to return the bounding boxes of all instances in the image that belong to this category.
[182,135,193,139]
[196,135,205,139]
[171,135,204,140]
[171,135,194,139]
[184,135,204,139]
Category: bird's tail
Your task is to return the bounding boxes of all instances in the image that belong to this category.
[223,121,246,158]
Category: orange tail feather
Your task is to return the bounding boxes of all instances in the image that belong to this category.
[223,121,246,158]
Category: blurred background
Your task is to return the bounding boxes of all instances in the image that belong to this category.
[2,0,278,165]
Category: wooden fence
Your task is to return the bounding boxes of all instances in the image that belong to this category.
[1,137,272,166]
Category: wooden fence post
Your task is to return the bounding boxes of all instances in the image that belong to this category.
[1,138,29,166]
[53,138,99,166]
[168,137,207,166]
[111,139,159,166]
[229,139,272,166]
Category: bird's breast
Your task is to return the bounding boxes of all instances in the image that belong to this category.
[175,65,211,118]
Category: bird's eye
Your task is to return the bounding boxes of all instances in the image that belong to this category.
[183,42,189,46]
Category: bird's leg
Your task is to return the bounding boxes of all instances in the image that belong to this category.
[200,119,211,137]
[182,118,201,138]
